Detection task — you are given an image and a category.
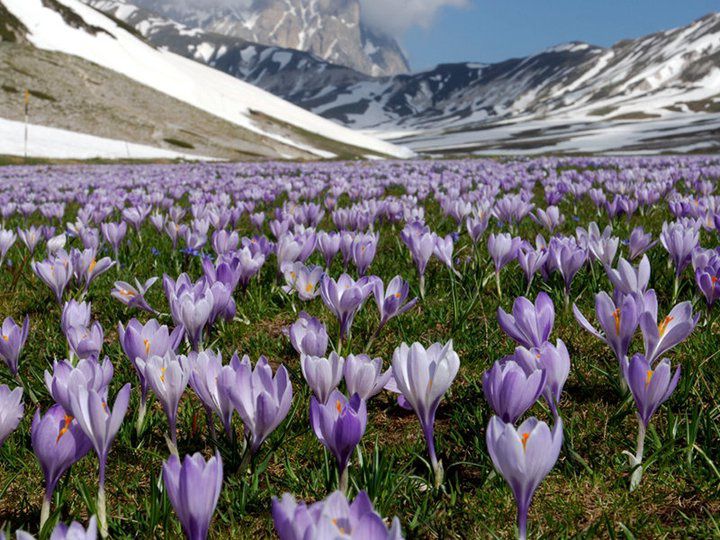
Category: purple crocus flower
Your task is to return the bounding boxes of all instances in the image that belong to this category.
[628,227,656,260]
[272,490,403,540]
[188,350,237,437]
[100,221,127,258]
[372,275,417,332]
[400,222,435,296]
[0,228,16,267]
[31,404,92,529]
[624,353,680,429]
[622,353,680,490]
[433,234,455,271]
[0,315,29,376]
[466,210,490,243]
[309,390,367,491]
[0,384,23,447]
[281,262,324,300]
[221,355,293,454]
[32,255,73,304]
[517,244,548,292]
[71,248,114,292]
[69,383,131,539]
[550,238,586,297]
[18,225,43,254]
[45,357,113,414]
[317,231,340,269]
[573,292,638,366]
[605,255,651,298]
[497,292,555,350]
[695,258,720,306]
[392,341,460,487]
[287,312,328,357]
[111,277,158,314]
[165,274,214,350]
[531,206,564,232]
[301,352,344,404]
[352,232,379,277]
[482,360,545,424]
[319,273,373,344]
[66,322,104,361]
[344,354,392,401]
[162,452,223,540]
[488,233,521,298]
[660,221,699,277]
[140,351,190,446]
[486,416,563,540]
[118,318,183,427]
[61,300,91,336]
[639,291,698,363]
[44,516,98,540]
[488,232,521,272]
[514,340,571,417]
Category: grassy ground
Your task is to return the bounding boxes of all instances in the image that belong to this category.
[0,164,718,539]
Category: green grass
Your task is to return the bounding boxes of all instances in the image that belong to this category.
[0,164,718,539]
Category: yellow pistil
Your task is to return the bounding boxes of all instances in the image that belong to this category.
[521,432,530,452]
[120,288,136,298]
[160,366,167,383]
[645,369,654,387]
[56,414,73,442]
[88,259,97,274]
[612,308,621,335]
[1,335,8,342]
[658,315,674,337]
[144,339,151,355]
[335,400,342,414]
[394,292,401,298]
[305,283,314,294]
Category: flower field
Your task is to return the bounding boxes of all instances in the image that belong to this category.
[0,156,719,539]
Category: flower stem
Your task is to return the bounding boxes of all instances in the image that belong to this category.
[495,271,502,300]
[339,465,349,495]
[518,503,529,540]
[672,274,680,304]
[629,417,646,492]
[98,470,108,539]
[135,398,147,437]
[39,492,51,531]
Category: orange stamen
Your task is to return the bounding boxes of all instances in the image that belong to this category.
[144,338,151,355]
[658,315,674,337]
[335,400,342,414]
[56,415,73,442]
[521,432,530,451]
[612,308,621,335]
[645,369,654,387]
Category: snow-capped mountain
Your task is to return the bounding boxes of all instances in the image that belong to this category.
[128,0,409,77]
[0,0,413,160]
[82,0,720,154]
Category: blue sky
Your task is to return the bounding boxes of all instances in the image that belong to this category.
[402,0,720,70]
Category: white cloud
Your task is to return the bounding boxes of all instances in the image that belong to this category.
[359,0,468,37]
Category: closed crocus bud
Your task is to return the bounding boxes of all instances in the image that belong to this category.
[45,357,113,414]
[351,232,379,277]
[288,312,328,357]
[660,221,699,276]
[221,355,293,454]
[606,255,651,297]
[343,354,392,401]
[628,227,656,260]
[498,292,555,350]
[31,404,92,528]
[486,416,563,540]
[301,352,344,404]
[0,315,29,376]
[46,233,66,255]
[162,452,223,540]
[317,231,340,269]
[392,341,460,487]
[140,351,190,446]
[482,360,545,424]
[488,232,521,273]
[0,384,23,447]
[170,286,213,351]
[309,390,367,485]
